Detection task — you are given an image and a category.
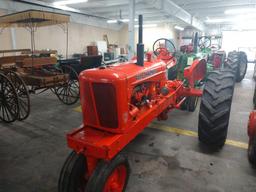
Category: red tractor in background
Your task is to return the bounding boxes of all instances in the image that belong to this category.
[248,111,256,166]
[58,15,236,192]
[247,70,256,166]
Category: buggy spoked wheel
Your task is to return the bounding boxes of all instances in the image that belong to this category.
[55,65,79,105]
[6,71,30,121]
[86,154,130,192]
[0,73,19,123]
[58,151,88,192]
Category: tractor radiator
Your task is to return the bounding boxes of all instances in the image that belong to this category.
[89,83,118,128]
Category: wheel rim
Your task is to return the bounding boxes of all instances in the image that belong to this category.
[103,164,127,192]
[6,71,30,121]
[0,74,19,123]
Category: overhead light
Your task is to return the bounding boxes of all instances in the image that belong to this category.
[107,19,138,24]
[134,24,157,28]
[225,8,256,15]
[120,19,129,23]
[205,18,233,23]
[54,5,80,12]
[107,20,118,24]
[54,0,88,6]
[174,25,184,31]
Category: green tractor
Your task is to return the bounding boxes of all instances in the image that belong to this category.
[178,34,248,82]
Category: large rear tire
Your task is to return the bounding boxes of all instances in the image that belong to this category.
[198,69,235,149]
[227,51,247,82]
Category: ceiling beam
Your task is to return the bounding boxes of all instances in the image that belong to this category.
[96,9,163,18]
[185,3,256,11]
[145,0,205,31]
[82,3,151,13]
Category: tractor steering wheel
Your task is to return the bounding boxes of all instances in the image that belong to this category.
[153,38,176,56]
[199,36,211,49]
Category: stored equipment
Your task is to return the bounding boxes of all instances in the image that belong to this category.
[58,15,236,192]
[0,10,79,123]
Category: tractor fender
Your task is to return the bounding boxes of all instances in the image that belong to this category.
[184,59,207,87]
[248,111,256,138]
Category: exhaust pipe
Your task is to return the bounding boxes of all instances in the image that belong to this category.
[137,15,144,66]
[193,32,198,53]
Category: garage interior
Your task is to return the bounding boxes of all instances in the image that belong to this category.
[1,0,256,192]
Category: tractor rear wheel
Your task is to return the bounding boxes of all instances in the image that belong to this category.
[86,154,130,192]
[227,51,247,82]
[248,137,256,167]
[181,96,199,112]
[58,151,88,192]
[198,69,235,149]
[254,84,256,109]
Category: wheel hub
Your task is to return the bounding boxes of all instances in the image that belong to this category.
[103,164,127,192]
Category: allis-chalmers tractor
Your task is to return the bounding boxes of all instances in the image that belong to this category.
[58,16,236,192]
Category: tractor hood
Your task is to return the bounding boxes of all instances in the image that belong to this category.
[79,59,169,84]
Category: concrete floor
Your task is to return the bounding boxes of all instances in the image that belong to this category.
[1,64,256,192]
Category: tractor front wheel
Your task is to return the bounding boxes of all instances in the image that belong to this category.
[248,137,256,167]
[198,69,235,149]
[86,154,130,192]
[58,151,88,192]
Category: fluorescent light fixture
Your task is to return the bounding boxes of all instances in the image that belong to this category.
[135,24,157,28]
[54,5,80,12]
[54,0,88,6]
[205,18,233,23]
[174,25,184,31]
[120,19,129,23]
[107,18,138,23]
[225,8,256,15]
[107,20,118,24]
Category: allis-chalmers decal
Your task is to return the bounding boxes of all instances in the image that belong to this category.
[136,69,158,80]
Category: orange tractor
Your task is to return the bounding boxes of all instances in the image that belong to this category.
[58,15,236,192]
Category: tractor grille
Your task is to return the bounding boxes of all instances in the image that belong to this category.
[84,82,97,125]
[92,83,118,128]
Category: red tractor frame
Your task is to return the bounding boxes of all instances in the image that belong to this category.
[248,111,256,166]
[58,15,236,192]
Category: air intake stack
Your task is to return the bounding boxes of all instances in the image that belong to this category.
[137,15,144,66]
